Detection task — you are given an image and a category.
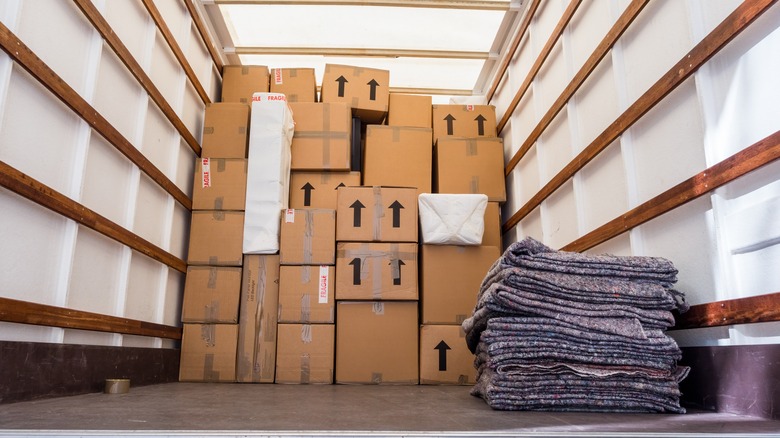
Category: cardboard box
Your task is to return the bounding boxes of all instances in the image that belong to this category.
[289,171,361,209]
[187,211,244,266]
[432,104,497,145]
[435,137,507,202]
[419,324,476,385]
[279,209,336,265]
[289,102,352,171]
[275,323,335,384]
[182,266,242,323]
[201,103,250,158]
[418,193,487,246]
[179,323,238,382]
[362,125,433,196]
[270,68,317,103]
[243,93,294,254]
[236,255,280,383]
[336,186,418,242]
[222,65,269,104]
[192,158,247,211]
[420,245,500,324]
[278,265,335,323]
[335,301,418,384]
[320,64,389,124]
[388,93,432,128]
[483,202,502,248]
[335,242,418,301]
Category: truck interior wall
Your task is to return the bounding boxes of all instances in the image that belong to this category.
[0,0,779,420]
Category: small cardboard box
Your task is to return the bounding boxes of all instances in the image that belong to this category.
[336,186,418,242]
[388,93,432,128]
[182,266,242,323]
[179,323,238,382]
[435,137,507,202]
[279,265,335,324]
[483,202,502,248]
[289,171,361,209]
[275,323,335,384]
[236,255,280,383]
[187,211,244,266]
[279,209,336,266]
[192,158,247,211]
[222,65,269,104]
[289,102,352,171]
[201,103,250,158]
[419,324,476,385]
[432,104,497,145]
[362,126,433,196]
[335,301,419,384]
[270,68,317,103]
[420,245,500,324]
[335,242,418,301]
[320,64,389,124]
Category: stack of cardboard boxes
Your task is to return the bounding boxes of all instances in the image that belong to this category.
[180,62,506,385]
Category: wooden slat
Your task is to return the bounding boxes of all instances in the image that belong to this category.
[502,0,776,234]
[0,160,188,273]
[0,297,182,340]
[0,22,192,210]
[503,0,649,175]
[486,0,540,103]
[141,0,211,104]
[183,0,224,74]
[672,292,780,330]
[73,0,202,156]
[494,0,582,135]
[562,129,780,253]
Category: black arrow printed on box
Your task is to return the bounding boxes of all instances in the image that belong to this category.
[350,200,365,227]
[335,182,346,189]
[388,200,403,228]
[444,114,455,135]
[349,258,361,285]
[475,114,486,136]
[301,182,314,206]
[336,75,348,97]
[389,259,405,285]
[367,79,379,101]
[435,341,451,371]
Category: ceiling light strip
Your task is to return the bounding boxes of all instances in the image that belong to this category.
[232,47,491,60]
[211,0,510,11]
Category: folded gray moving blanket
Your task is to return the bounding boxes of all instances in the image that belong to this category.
[463,237,689,413]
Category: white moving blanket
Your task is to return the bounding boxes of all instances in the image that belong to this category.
[418,193,488,245]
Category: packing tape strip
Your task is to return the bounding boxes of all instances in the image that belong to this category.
[303,210,314,265]
[104,379,130,394]
[373,187,383,241]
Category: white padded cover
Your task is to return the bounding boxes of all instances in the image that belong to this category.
[418,193,488,245]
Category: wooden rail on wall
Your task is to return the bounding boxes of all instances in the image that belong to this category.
[673,292,780,330]
[0,297,182,340]
[73,0,202,156]
[501,0,776,233]
[0,22,192,210]
[183,0,225,74]
[141,0,211,105]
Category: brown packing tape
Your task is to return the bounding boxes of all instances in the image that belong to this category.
[371,248,382,299]
[465,139,479,156]
[204,127,214,134]
[371,372,382,384]
[216,158,226,172]
[238,126,246,134]
[200,325,216,346]
[300,293,311,322]
[303,210,314,265]
[209,256,218,265]
[290,69,298,78]
[300,353,311,384]
[207,267,218,289]
[203,353,220,381]
[456,314,467,324]
[206,300,220,321]
[301,324,313,343]
[322,103,331,168]
[470,176,480,195]
[214,197,224,210]
[372,187,383,241]
[241,66,249,75]
[389,243,401,285]
[212,211,225,221]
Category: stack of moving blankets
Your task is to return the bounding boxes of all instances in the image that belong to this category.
[462,237,689,413]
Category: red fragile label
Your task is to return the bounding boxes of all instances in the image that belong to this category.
[201,158,211,188]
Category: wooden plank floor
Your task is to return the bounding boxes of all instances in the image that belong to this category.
[1,383,779,437]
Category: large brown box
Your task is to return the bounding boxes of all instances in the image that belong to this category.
[179,323,238,382]
[236,255,280,383]
[336,186,418,242]
[275,323,335,384]
[420,245,500,324]
[435,137,507,203]
[362,126,433,196]
[335,301,418,384]
[336,242,418,301]
[279,209,336,266]
[279,265,335,323]
[320,64,389,124]
[221,65,269,104]
[388,93,432,129]
[432,104,497,145]
[483,202,502,248]
[270,68,316,103]
[289,171,361,209]
[192,158,247,211]
[182,266,242,323]
[187,211,244,266]
[419,324,477,385]
[201,103,250,158]
[289,102,352,171]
